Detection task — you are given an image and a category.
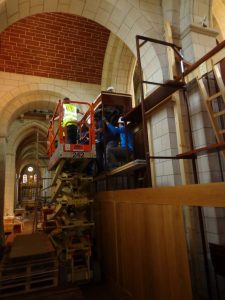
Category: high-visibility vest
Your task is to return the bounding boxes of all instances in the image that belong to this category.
[62,103,78,127]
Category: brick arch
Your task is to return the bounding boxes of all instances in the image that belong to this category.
[0,12,110,84]
[0,0,162,52]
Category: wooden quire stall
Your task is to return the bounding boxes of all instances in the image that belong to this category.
[96,182,225,300]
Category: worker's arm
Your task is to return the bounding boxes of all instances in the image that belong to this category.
[95,127,104,133]
[105,120,123,134]
[77,108,84,115]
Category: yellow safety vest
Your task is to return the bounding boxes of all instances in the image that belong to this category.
[62,103,78,127]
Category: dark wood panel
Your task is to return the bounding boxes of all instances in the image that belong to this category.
[99,200,118,282]
[96,183,225,299]
[96,189,198,299]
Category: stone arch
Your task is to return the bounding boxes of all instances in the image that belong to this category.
[0,0,163,52]
[0,83,81,136]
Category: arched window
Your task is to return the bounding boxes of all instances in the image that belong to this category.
[22,174,27,184]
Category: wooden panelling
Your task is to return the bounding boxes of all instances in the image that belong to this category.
[96,182,225,300]
[115,203,191,300]
[99,200,118,283]
[98,182,225,207]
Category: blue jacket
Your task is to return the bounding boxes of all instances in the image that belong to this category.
[107,123,133,151]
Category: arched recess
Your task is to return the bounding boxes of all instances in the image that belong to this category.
[5,119,48,215]
[0,0,168,95]
[9,121,48,176]
[1,77,101,215]
[16,141,47,169]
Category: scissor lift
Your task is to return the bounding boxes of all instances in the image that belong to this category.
[46,99,96,284]
[47,99,96,171]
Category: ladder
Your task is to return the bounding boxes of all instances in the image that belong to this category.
[197,61,225,145]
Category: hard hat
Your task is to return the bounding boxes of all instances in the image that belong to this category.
[118,116,124,124]
[107,86,114,92]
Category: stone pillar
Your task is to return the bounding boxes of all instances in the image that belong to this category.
[4,153,16,216]
[0,137,7,246]
[180,24,219,184]
[149,103,182,187]
[181,24,218,63]
[181,24,222,299]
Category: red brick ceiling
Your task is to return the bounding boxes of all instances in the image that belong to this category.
[0,13,110,84]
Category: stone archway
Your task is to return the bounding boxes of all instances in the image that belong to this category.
[5,120,48,215]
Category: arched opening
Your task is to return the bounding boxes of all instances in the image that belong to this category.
[18,164,42,210]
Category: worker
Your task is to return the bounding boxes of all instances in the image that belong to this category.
[62,97,83,144]
[104,116,134,169]
[95,113,105,172]
[94,111,119,173]
[106,86,115,92]
[79,123,89,144]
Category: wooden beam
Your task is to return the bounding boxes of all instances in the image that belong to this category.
[97,181,225,207]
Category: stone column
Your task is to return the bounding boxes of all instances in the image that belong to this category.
[181,24,222,299]
[181,24,218,63]
[0,136,7,246]
[4,152,16,216]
